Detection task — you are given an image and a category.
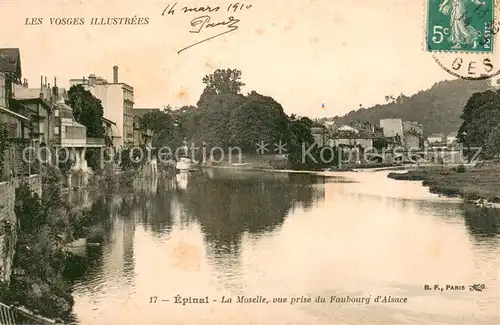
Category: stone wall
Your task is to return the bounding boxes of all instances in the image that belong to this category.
[0,175,42,282]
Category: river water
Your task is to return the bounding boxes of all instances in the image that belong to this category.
[67,169,500,325]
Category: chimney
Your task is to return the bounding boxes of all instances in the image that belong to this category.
[44,76,47,87]
[52,77,58,99]
[40,76,44,99]
[113,66,118,83]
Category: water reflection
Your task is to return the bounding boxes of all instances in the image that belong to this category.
[178,170,322,255]
[68,170,500,325]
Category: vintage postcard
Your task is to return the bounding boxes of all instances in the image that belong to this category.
[0,0,499,324]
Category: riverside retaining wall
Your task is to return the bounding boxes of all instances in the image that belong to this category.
[0,175,42,282]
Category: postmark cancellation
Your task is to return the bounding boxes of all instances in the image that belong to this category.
[426,0,500,80]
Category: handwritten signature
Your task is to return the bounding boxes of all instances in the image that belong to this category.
[177,15,240,53]
[161,2,251,54]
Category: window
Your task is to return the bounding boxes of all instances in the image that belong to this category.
[54,109,59,117]
[54,126,59,135]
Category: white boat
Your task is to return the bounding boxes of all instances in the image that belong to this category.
[176,157,193,172]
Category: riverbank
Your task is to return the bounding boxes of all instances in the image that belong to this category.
[388,165,500,207]
[206,159,401,173]
[0,164,161,323]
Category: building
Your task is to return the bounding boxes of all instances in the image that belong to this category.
[0,73,29,140]
[311,125,327,146]
[0,49,32,180]
[132,108,158,147]
[11,77,62,145]
[0,49,26,136]
[51,89,105,172]
[427,133,444,146]
[0,73,30,180]
[491,74,500,88]
[446,132,458,146]
[101,117,119,147]
[13,77,105,172]
[322,120,335,133]
[379,118,424,149]
[328,125,376,149]
[69,66,133,147]
[0,48,22,85]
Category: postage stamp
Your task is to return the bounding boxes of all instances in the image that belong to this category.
[427,0,495,52]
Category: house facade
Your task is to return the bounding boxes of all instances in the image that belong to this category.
[328,124,377,149]
[11,79,58,146]
[427,133,444,146]
[132,108,158,147]
[380,118,424,149]
[446,132,458,147]
[101,117,118,147]
[13,77,105,172]
[311,125,327,146]
[0,74,28,140]
[69,66,134,147]
[0,50,32,180]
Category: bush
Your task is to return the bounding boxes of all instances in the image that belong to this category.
[456,164,466,173]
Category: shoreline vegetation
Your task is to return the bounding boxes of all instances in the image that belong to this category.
[387,163,500,208]
[0,164,160,323]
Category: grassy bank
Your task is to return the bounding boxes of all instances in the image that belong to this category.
[388,165,500,203]
[207,154,400,172]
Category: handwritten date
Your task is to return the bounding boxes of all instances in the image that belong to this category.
[162,2,252,16]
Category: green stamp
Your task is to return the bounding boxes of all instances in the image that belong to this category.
[427,0,495,52]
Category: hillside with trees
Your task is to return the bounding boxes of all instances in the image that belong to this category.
[329,79,492,135]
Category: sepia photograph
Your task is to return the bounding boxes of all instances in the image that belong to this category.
[0,0,499,324]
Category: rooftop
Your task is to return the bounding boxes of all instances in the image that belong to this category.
[13,84,69,102]
[101,116,116,125]
[0,105,29,121]
[0,48,22,83]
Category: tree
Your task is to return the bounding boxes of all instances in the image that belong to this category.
[457,90,500,159]
[200,93,246,149]
[175,105,201,144]
[67,85,106,171]
[287,115,316,169]
[228,91,291,152]
[67,85,105,138]
[195,69,246,150]
[139,109,178,148]
[201,68,245,95]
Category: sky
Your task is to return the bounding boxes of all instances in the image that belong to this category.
[0,0,466,118]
